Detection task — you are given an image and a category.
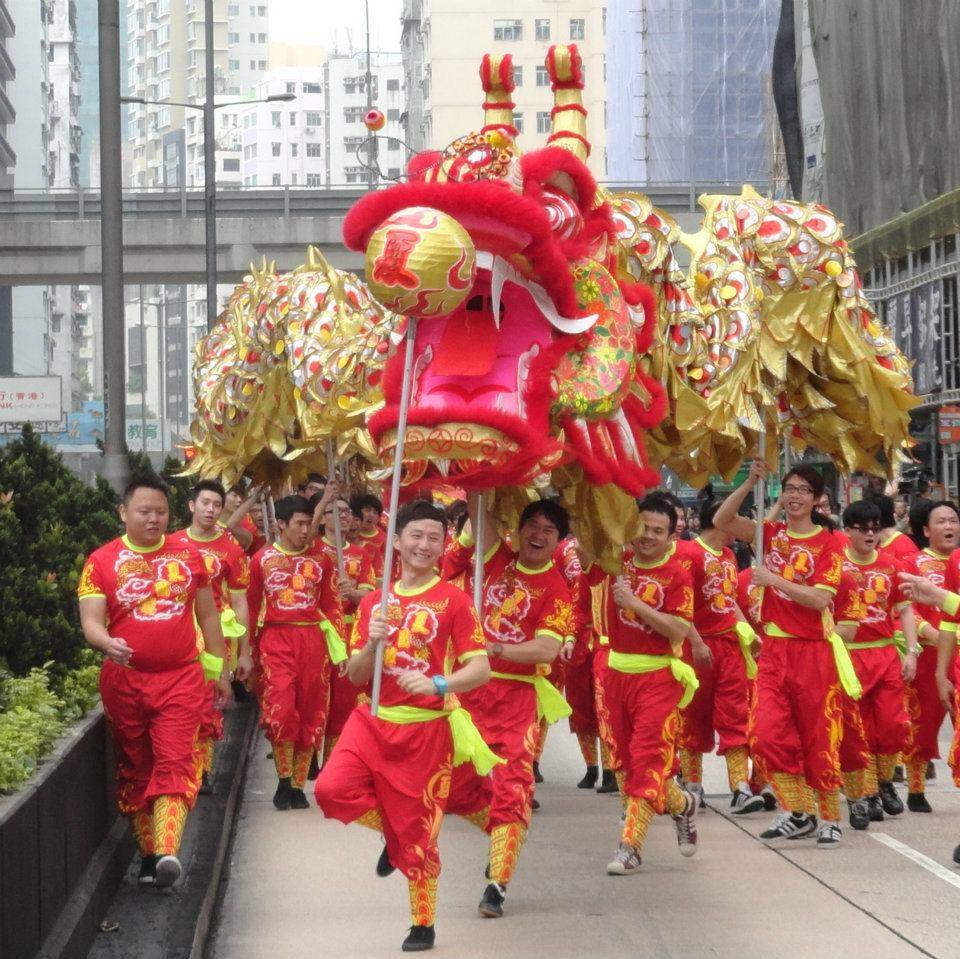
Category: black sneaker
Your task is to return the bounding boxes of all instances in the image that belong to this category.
[847,798,869,831]
[478,882,505,918]
[531,797,541,812]
[596,769,618,794]
[401,925,435,952]
[760,812,816,844]
[307,753,320,781]
[138,854,157,886]
[866,794,885,822]
[289,788,310,809]
[533,762,544,784]
[816,821,843,849]
[730,788,766,816]
[377,845,396,878]
[273,777,294,811]
[577,766,599,789]
[154,855,182,889]
[879,781,904,816]
[953,844,960,866]
[907,792,932,813]
[761,785,778,811]
[199,772,213,795]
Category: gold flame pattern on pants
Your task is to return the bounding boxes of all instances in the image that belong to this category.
[153,795,189,856]
[907,760,925,794]
[408,876,438,927]
[725,745,749,792]
[817,789,840,822]
[273,740,294,779]
[576,732,599,767]
[841,769,866,801]
[665,778,688,816]
[132,810,155,855]
[292,746,314,790]
[620,796,655,850]
[488,822,527,886]
[877,753,898,784]
[356,808,384,832]
[679,748,702,784]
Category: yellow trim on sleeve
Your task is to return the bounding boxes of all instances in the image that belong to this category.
[78,592,106,601]
[458,649,489,662]
[813,584,837,595]
[536,629,565,644]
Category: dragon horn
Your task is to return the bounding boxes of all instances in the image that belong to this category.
[479,53,518,141]
[545,44,589,160]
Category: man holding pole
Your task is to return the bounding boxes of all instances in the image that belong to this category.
[78,476,232,888]
[315,499,495,953]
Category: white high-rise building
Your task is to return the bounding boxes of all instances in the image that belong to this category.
[325,50,403,185]
[401,1,607,178]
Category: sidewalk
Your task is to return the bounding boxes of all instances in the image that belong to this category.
[209,722,957,959]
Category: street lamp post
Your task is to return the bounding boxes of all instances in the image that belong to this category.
[121,91,296,330]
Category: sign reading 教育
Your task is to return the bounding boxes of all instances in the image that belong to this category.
[0,376,62,424]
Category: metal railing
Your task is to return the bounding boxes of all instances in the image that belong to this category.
[0,181,762,221]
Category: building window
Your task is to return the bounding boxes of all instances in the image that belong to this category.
[513,65,523,87]
[344,106,365,123]
[290,142,298,156]
[513,112,523,133]
[570,18,585,40]
[493,19,522,41]
[272,173,281,186]
[229,58,239,71]
[249,60,256,70]
[222,157,240,172]
[290,173,297,185]
[387,78,400,91]
[387,108,400,122]
[387,138,400,152]
[303,82,321,93]
[228,31,239,43]
[258,60,267,70]
[228,3,238,13]
[289,112,297,125]
[249,32,256,42]
[535,18,550,41]
[257,33,266,43]
[306,111,322,126]
[271,111,281,127]
[286,81,295,94]
[387,167,400,179]
[536,65,549,87]
[536,111,551,134]
[272,142,281,156]
[306,173,322,187]
[306,142,322,157]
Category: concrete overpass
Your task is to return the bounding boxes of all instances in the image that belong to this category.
[0,183,759,285]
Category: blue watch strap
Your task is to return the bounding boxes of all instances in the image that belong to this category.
[432,674,448,695]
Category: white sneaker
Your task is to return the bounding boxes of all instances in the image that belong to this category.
[730,786,767,816]
[816,821,842,849]
[672,789,699,857]
[606,841,642,875]
[760,811,816,844]
[685,781,706,811]
[154,854,182,888]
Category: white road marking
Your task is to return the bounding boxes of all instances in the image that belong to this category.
[871,832,960,891]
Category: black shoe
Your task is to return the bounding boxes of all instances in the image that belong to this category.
[483,862,490,880]
[401,925,435,952]
[866,794,885,822]
[878,780,904,816]
[926,760,937,781]
[138,854,157,886]
[377,845,396,878]
[847,798,869,831]
[289,788,310,809]
[478,882,505,918]
[531,797,540,812]
[273,777,293,811]
[533,762,544,784]
[198,772,212,795]
[577,766,599,789]
[761,786,778,811]
[307,753,320,781]
[907,792,932,813]
[892,764,905,783]
[953,844,960,866]
[596,769,618,794]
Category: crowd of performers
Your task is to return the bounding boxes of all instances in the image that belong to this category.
[77,464,960,952]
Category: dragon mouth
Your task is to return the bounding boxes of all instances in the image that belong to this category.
[371,249,594,488]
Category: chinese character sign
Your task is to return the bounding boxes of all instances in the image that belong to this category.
[0,376,62,424]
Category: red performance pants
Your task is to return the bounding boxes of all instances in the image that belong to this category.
[904,645,953,764]
[100,659,206,815]
[447,677,539,830]
[315,705,451,880]
[326,667,359,744]
[258,624,331,750]
[850,645,911,759]
[679,635,749,755]
[749,636,842,794]
[565,647,599,738]
[603,666,682,812]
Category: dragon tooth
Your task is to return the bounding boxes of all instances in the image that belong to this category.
[435,458,451,477]
[491,255,510,330]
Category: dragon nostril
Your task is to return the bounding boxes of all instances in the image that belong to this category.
[466,294,484,312]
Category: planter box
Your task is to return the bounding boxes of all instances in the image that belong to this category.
[0,706,134,959]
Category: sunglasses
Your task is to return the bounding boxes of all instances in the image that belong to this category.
[845,524,880,533]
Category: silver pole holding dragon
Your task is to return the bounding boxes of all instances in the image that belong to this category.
[325,438,346,576]
[472,492,486,612]
[370,317,419,717]
[754,427,767,566]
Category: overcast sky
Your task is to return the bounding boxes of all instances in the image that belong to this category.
[269,0,403,53]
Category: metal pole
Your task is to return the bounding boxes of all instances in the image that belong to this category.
[158,298,166,455]
[364,0,378,191]
[472,492,485,612]
[754,429,767,565]
[370,317,419,717]
[98,0,127,492]
[139,287,146,453]
[203,0,218,330]
[325,439,345,575]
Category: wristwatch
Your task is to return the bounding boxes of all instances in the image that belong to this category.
[491,642,504,656]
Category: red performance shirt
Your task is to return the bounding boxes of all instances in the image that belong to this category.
[475,541,573,678]
[77,534,210,672]
[908,548,953,635]
[737,567,762,631]
[600,542,694,656]
[841,548,906,643]
[311,537,376,619]
[943,551,960,634]
[238,514,267,557]
[760,522,843,640]
[832,570,865,630]
[351,576,487,709]
[247,543,344,636]
[167,527,249,613]
[878,529,919,562]
[689,537,739,638]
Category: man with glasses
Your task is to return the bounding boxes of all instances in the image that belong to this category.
[837,500,917,828]
[714,464,848,847]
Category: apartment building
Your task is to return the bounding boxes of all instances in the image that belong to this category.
[401,0,607,178]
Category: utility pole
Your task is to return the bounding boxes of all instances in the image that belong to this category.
[139,287,147,453]
[98,0,127,492]
[203,0,218,329]
[365,0,378,191]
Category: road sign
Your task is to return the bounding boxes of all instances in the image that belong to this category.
[940,405,960,445]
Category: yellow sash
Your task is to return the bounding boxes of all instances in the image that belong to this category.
[733,621,759,679]
[488,671,572,724]
[606,650,700,709]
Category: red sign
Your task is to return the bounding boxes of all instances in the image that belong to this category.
[939,405,960,445]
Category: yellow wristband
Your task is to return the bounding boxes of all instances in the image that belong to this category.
[944,591,960,618]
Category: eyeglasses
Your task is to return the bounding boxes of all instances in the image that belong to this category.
[783,484,814,495]
[846,524,880,533]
